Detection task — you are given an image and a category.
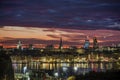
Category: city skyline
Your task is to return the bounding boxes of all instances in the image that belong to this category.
[0,0,120,48]
[0,26,120,48]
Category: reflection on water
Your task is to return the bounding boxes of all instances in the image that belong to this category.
[13,61,113,74]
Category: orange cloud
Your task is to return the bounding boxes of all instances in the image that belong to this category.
[0,26,120,48]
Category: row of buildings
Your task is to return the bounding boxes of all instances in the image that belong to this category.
[16,37,98,50]
[0,37,120,54]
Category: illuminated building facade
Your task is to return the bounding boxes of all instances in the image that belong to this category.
[84,40,90,49]
[83,36,90,50]
[17,40,22,49]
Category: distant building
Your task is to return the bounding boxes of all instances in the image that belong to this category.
[117,43,120,47]
[83,36,90,49]
[59,37,63,50]
[28,44,34,50]
[69,46,77,49]
[84,40,90,49]
[93,37,98,49]
[17,40,22,49]
[76,48,85,54]
[45,44,54,49]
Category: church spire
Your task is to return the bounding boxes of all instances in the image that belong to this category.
[59,37,62,50]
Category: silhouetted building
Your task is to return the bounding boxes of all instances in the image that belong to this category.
[93,37,98,49]
[45,44,54,49]
[28,44,34,50]
[69,46,77,49]
[59,37,63,50]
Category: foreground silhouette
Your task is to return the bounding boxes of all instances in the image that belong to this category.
[0,50,14,80]
[75,70,120,80]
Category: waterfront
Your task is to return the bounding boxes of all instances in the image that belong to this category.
[1,45,120,79]
[12,61,114,73]
[0,48,120,80]
[11,55,119,80]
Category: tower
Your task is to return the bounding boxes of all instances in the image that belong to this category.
[93,37,98,49]
[17,40,22,49]
[59,37,62,50]
[84,36,90,49]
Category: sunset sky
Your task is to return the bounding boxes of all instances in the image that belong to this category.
[0,0,120,48]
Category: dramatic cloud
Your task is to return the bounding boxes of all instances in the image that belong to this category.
[0,26,120,48]
[0,0,120,30]
[47,35,60,39]
[0,0,120,47]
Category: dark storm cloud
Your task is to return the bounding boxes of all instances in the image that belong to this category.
[0,0,120,30]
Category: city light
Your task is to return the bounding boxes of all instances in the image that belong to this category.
[74,67,78,71]
[63,67,68,72]
[23,66,27,74]
[0,0,120,80]
[54,72,59,77]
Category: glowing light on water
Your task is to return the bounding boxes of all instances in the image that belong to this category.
[54,72,59,77]
[74,67,78,71]
[23,66,27,73]
[63,67,68,72]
